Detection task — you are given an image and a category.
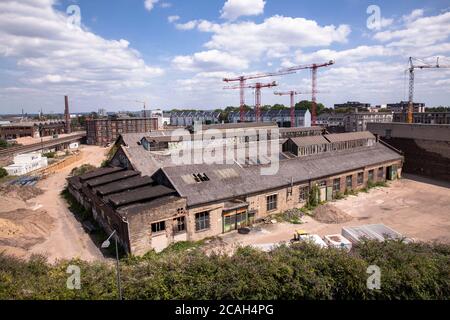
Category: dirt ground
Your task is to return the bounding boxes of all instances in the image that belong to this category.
[0,144,108,262]
[14,131,85,146]
[220,174,450,250]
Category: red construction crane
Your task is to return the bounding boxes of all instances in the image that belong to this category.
[274,90,327,127]
[279,60,334,125]
[224,81,278,122]
[136,100,148,132]
[223,70,294,122]
[273,90,306,127]
[407,57,450,124]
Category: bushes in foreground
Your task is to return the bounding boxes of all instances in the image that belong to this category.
[0,240,449,300]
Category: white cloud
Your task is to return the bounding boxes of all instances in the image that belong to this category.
[295,45,395,64]
[160,2,172,9]
[172,49,249,71]
[144,0,159,12]
[175,20,199,30]
[167,15,180,23]
[374,10,450,47]
[402,9,424,23]
[199,15,350,60]
[220,0,266,21]
[0,0,164,93]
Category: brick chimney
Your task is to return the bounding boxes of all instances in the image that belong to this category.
[64,95,71,134]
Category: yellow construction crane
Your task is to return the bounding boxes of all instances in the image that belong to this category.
[407,57,450,123]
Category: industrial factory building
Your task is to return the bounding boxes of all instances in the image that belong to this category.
[228,109,311,127]
[68,126,403,255]
[387,101,425,113]
[368,122,450,181]
[86,117,159,146]
[0,120,67,140]
[393,111,450,124]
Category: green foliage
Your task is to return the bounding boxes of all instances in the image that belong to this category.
[334,191,345,200]
[307,184,320,208]
[274,208,304,224]
[0,240,449,299]
[70,164,96,177]
[0,139,7,149]
[43,151,56,158]
[0,167,8,179]
[295,100,326,114]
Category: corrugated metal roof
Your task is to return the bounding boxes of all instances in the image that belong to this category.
[107,184,175,207]
[79,167,123,182]
[95,176,154,195]
[86,170,139,187]
[289,135,330,147]
[341,224,403,243]
[162,143,403,207]
[324,131,375,143]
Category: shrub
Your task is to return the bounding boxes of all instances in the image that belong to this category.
[43,152,56,158]
[0,167,8,179]
[70,164,96,177]
[0,240,448,300]
[0,139,7,149]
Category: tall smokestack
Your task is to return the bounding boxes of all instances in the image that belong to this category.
[64,95,71,134]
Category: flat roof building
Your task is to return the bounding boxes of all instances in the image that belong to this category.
[86,117,159,146]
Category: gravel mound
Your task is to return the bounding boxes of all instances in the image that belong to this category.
[312,203,353,224]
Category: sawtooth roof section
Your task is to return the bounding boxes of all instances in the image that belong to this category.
[107,185,176,208]
[161,143,403,207]
[86,170,140,188]
[94,175,154,196]
[78,166,124,182]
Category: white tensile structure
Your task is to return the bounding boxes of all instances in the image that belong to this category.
[4,152,48,176]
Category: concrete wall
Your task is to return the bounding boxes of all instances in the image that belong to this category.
[367,123,450,181]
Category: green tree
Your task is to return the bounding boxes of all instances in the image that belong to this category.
[0,167,8,178]
[0,139,7,149]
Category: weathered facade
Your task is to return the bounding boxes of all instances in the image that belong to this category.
[69,129,403,256]
[393,111,450,124]
[0,121,66,140]
[86,117,159,146]
[367,122,450,181]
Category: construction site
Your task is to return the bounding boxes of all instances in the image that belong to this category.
[0,53,449,261]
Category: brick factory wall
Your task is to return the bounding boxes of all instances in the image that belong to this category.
[127,197,187,255]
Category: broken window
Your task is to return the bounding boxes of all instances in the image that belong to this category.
[378,167,384,179]
[151,221,165,233]
[346,175,353,189]
[195,211,210,231]
[266,194,278,212]
[333,178,341,193]
[192,173,210,182]
[174,216,186,233]
[368,170,374,182]
[299,186,309,202]
[357,172,364,185]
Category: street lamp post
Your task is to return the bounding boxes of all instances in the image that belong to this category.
[101,230,122,300]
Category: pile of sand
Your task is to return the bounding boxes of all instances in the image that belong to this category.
[312,203,353,224]
[0,185,43,201]
[0,208,54,251]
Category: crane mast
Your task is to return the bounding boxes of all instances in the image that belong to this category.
[279,60,334,125]
[223,70,294,122]
[224,81,278,122]
[407,57,450,124]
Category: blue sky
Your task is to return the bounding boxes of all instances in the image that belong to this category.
[0,0,449,114]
